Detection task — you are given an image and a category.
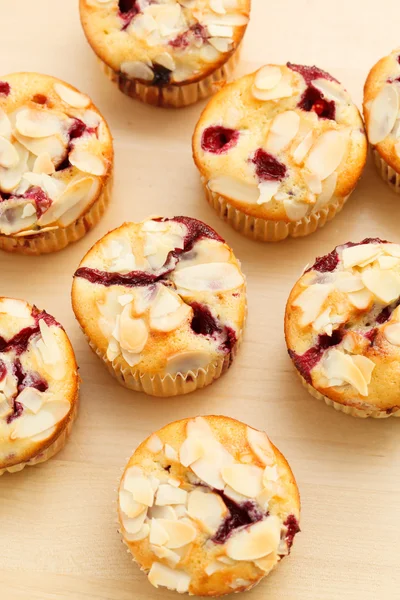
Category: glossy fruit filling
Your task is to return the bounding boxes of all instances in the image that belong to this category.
[0,81,10,96]
[251,149,287,181]
[212,489,265,544]
[201,126,240,154]
[289,330,344,383]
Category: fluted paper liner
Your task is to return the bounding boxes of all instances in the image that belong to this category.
[373,148,400,193]
[296,371,400,419]
[100,49,240,109]
[0,177,112,255]
[203,181,350,242]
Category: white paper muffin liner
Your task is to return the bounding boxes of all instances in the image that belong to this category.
[100,49,240,108]
[0,176,112,255]
[296,371,400,419]
[203,181,350,242]
[0,396,79,476]
[373,148,400,192]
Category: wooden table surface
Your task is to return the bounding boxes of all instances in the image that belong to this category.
[1,1,400,599]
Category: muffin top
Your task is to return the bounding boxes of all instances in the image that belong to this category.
[79,0,250,86]
[118,415,300,596]
[72,217,246,375]
[193,63,367,223]
[0,298,79,470]
[0,72,113,238]
[285,238,400,414]
[363,47,400,172]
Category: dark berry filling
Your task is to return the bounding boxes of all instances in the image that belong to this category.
[74,267,161,287]
[171,216,223,253]
[170,23,207,49]
[56,118,88,172]
[251,149,287,182]
[189,303,237,353]
[307,238,389,274]
[24,187,52,218]
[32,94,48,105]
[0,359,6,381]
[289,329,344,383]
[0,81,10,96]
[284,514,300,550]
[152,64,172,87]
[0,308,60,355]
[118,0,139,28]
[201,126,239,154]
[212,489,265,544]
[298,85,335,120]
[287,63,337,85]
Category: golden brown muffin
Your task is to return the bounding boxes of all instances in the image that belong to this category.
[285,238,400,418]
[79,0,250,108]
[72,216,246,396]
[0,297,79,475]
[193,63,367,241]
[363,47,400,191]
[0,72,113,254]
[118,415,300,596]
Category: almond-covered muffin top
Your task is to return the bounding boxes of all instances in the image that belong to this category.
[285,239,400,414]
[364,47,400,172]
[118,416,300,596]
[72,217,246,375]
[0,72,113,238]
[193,63,367,223]
[0,298,78,471]
[79,0,250,86]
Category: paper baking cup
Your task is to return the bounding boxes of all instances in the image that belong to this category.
[0,397,79,476]
[373,148,400,192]
[0,177,112,256]
[203,182,349,242]
[100,49,240,109]
[296,371,400,419]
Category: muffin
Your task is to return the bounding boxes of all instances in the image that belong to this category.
[363,47,400,191]
[285,238,400,418]
[0,72,113,255]
[192,62,367,242]
[117,415,300,596]
[79,0,250,108]
[0,297,79,475]
[71,216,246,396]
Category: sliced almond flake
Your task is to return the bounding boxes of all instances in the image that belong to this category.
[164,444,178,461]
[352,355,375,384]
[157,519,197,549]
[146,434,163,453]
[335,272,364,293]
[306,130,347,180]
[0,298,31,318]
[151,545,181,567]
[179,436,206,467]
[37,176,96,227]
[254,66,282,91]
[347,288,374,310]
[303,171,322,194]
[69,148,106,176]
[210,0,226,14]
[172,262,244,292]
[205,561,226,576]
[292,283,333,327]
[187,489,227,533]
[119,309,148,354]
[252,79,293,101]
[361,268,400,304]
[36,320,66,380]
[154,52,176,71]
[257,180,280,205]
[124,524,150,542]
[149,518,170,546]
[0,108,12,139]
[13,130,66,164]
[17,387,44,414]
[149,286,190,333]
[148,563,190,593]
[124,474,154,507]
[266,111,300,154]
[263,465,279,485]
[0,395,13,419]
[119,489,147,518]
[191,443,234,490]
[292,130,314,164]
[313,172,337,211]
[382,243,400,258]
[208,176,259,204]
[223,484,248,504]
[168,477,181,488]
[118,294,134,307]
[208,37,232,53]
[368,84,399,145]
[23,172,65,200]
[221,464,263,498]
[226,516,281,561]
[33,152,55,175]
[155,484,188,506]
[186,416,213,438]
[254,551,279,573]
[377,255,400,269]
[283,198,309,221]
[384,322,400,345]
[53,83,90,108]
[121,509,148,535]
[16,109,62,138]
[312,308,333,335]
[342,244,382,269]
[121,61,154,81]
[246,427,275,466]
[10,400,70,440]
[165,350,212,375]
[322,349,371,396]
[0,136,20,168]
[149,505,177,520]
[313,78,348,103]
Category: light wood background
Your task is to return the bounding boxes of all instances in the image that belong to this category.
[1,1,400,598]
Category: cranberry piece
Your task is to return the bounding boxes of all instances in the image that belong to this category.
[221,326,237,353]
[289,330,343,383]
[24,186,52,218]
[7,401,23,424]
[32,94,47,105]
[69,118,87,140]
[119,0,135,12]
[284,514,300,551]
[0,81,10,96]
[190,303,221,336]
[201,126,239,155]
[251,149,287,182]
[298,86,336,120]
[152,64,171,87]
[74,267,161,287]
[0,309,61,356]
[364,328,378,344]
[308,248,339,273]
[118,0,139,28]
[171,216,223,252]
[287,62,337,85]
[212,489,264,544]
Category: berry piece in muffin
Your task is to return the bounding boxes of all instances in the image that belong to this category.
[193,62,367,241]
[72,216,246,396]
[0,72,113,255]
[0,297,79,474]
[363,47,400,191]
[79,0,250,108]
[285,238,400,417]
[118,415,300,596]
